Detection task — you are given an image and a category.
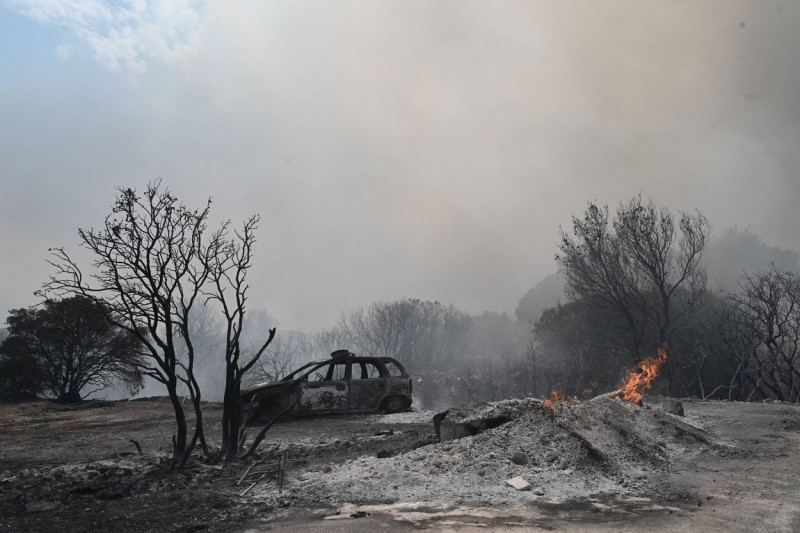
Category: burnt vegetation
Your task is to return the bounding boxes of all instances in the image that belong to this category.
[36,180,277,467]
[299,196,799,408]
[3,189,800,472]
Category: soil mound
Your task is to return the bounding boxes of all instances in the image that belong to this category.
[296,396,713,506]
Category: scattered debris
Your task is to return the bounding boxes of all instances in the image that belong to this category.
[510,451,528,465]
[278,450,288,493]
[506,476,532,491]
[129,439,143,454]
[240,474,266,496]
[5,395,800,532]
[662,399,685,417]
[237,460,264,487]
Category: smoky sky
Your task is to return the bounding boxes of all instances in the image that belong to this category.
[1,0,799,332]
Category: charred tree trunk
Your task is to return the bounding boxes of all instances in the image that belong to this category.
[167,387,189,468]
[239,396,298,459]
[223,378,243,462]
[59,389,82,403]
[219,366,244,462]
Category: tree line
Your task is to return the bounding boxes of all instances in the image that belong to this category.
[2,186,799,469]
[537,196,800,403]
[290,196,800,407]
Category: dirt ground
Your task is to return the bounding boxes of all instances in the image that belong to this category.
[1,396,799,532]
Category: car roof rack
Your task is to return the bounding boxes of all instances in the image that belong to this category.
[330,349,354,359]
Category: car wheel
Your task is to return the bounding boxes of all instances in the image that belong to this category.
[382,395,406,414]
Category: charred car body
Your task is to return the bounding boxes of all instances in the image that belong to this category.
[240,350,413,423]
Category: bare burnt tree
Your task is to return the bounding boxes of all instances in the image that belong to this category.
[534,299,623,396]
[311,325,352,359]
[245,330,314,386]
[504,341,540,399]
[0,296,144,402]
[453,353,506,403]
[334,301,428,359]
[614,196,710,349]
[203,216,275,461]
[557,196,710,372]
[181,302,225,401]
[42,181,218,468]
[674,299,729,399]
[725,266,800,402]
[717,298,763,400]
[471,311,525,363]
[333,299,473,367]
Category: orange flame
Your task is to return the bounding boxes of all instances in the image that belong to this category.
[613,344,668,405]
[541,382,597,410]
[542,389,577,410]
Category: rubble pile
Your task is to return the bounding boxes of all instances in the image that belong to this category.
[294,396,713,506]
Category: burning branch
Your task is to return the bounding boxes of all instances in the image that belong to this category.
[612,344,668,405]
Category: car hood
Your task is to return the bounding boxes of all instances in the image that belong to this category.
[241,380,297,397]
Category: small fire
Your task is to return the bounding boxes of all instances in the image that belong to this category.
[541,382,597,410]
[541,389,577,410]
[613,344,668,405]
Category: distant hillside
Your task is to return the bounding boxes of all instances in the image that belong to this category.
[515,272,566,325]
[703,227,800,291]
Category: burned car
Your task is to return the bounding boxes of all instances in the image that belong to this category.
[240,350,413,423]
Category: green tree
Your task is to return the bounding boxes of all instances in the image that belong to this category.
[0,297,144,402]
[0,343,46,400]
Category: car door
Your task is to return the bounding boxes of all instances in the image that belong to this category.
[348,361,387,411]
[296,362,350,413]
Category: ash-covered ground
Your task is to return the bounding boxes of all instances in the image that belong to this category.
[2,396,800,532]
[280,397,708,506]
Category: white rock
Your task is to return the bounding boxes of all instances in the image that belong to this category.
[506,476,531,491]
